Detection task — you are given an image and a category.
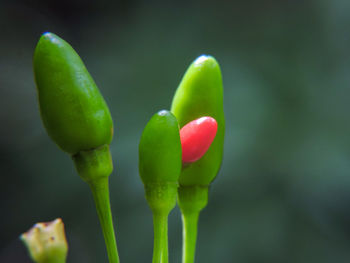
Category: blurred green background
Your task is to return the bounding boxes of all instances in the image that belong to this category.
[1,0,350,262]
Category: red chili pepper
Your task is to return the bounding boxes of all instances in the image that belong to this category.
[180,116,218,164]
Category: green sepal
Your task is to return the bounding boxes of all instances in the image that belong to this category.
[34,32,113,154]
[139,110,182,185]
[145,182,178,215]
[177,185,208,215]
[72,144,113,182]
[171,55,225,186]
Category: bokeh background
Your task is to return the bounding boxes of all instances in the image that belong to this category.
[1,0,350,262]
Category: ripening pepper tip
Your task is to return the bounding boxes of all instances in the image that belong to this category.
[180,116,218,164]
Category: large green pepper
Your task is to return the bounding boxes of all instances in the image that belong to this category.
[34,32,113,156]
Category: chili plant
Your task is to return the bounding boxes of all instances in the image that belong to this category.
[21,32,224,263]
[32,32,119,263]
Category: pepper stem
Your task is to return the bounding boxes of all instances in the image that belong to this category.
[162,222,169,263]
[152,213,169,263]
[89,177,120,263]
[178,185,208,263]
[145,182,177,263]
[181,212,199,263]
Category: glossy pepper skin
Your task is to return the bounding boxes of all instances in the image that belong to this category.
[34,33,119,263]
[180,116,218,164]
[171,55,225,186]
[171,56,225,263]
[139,110,182,263]
[34,32,113,155]
[139,110,182,187]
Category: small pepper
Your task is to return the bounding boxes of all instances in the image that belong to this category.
[139,110,182,263]
[139,110,182,186]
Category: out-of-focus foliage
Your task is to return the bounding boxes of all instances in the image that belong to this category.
[1,0,350,262]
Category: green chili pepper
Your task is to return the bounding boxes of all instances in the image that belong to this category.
[171,55,225,263]
[171,55,225,186]
[34,32,113,156]
[139,110,182,263]
[34,32,119,263]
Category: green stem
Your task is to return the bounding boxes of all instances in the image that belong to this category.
[89,177,120,263]
[182,212,199,263]
[152,213,169,263]
[178,185,208,263]
[162,223,168,263]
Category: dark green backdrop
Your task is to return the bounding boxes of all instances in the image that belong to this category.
[1,0,350,262]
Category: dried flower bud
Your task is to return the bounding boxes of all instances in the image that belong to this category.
[21,218,68,263]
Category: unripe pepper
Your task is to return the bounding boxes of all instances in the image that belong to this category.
[139,110,182,263]
[171,55,225,186]
[34,32,119,263]
[34,32,113,156]
[171,55,225,263]
[139,110,182,186]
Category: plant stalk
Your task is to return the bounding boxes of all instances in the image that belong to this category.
[152,213,169,263]
[178,186,208,263]
[89,177,120,263]
[182,212,199,263]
